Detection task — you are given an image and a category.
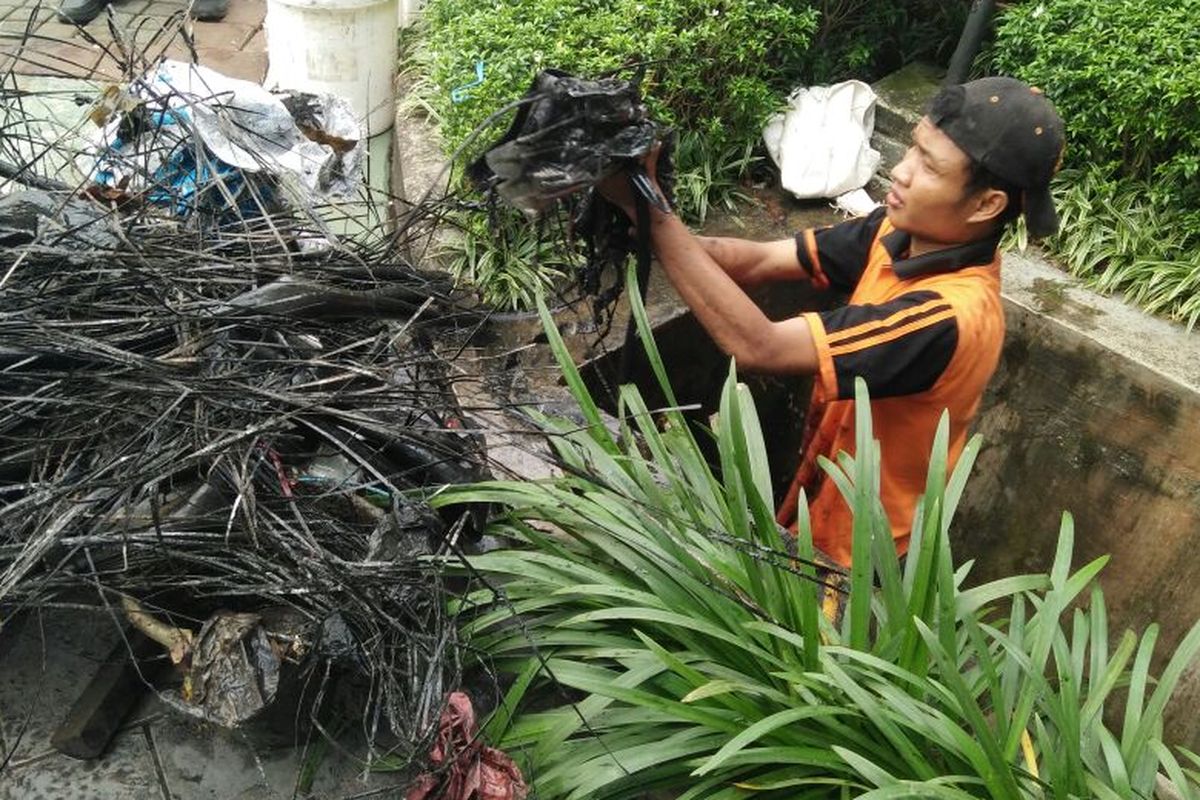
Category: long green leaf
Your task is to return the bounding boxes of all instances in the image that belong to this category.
[483,656,541,741]
[847,378,877,650]
[833,746,898,788]
[822,653,938,781]
[1127,619,1200,783]
[536,291,618,454]
[696,706,854,776]
[915,619,1024,799]
[625,260,681,414]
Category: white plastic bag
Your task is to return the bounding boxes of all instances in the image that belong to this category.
[80,60,364,217]
[762,80,881,200]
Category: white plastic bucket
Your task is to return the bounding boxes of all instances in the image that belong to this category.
[265,0,399,136]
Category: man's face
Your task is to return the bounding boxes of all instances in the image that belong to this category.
[885,117,981,246]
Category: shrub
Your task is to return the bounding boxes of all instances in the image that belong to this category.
[413,0,972,163]
[409,1,974,309]
[808,0,971,83]
[433,267,1200,798]
[993,0,1200,326]
[409,1,971,308]
[994,0,1200,204]
[414,0,820,167]
[409,0,822,307]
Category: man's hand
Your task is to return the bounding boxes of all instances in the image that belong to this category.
[593,140,821,377]
[595,142,666,222]
[595,170,637,221]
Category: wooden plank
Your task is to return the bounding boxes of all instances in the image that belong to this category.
[50,630,166,760]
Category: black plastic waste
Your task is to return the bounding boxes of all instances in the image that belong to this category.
[471,68,676,333]
[470,69,669,215]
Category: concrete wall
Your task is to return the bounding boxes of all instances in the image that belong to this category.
[952,253,1200,746]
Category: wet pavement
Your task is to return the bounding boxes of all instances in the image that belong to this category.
[0,0,266,82]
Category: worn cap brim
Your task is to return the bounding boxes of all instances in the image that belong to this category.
[1024,185,1059,238]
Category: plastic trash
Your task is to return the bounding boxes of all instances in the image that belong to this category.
[470,69,663,215]
[79,60,365,219]
[451,60,486,103]
[834,187,880,217]
[762,80,881,200]
[406,691,528,800]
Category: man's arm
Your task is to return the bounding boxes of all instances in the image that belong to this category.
[644,208,819,375]
[695,235,810,288]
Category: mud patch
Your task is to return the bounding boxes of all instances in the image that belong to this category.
[1030,277,1101,329]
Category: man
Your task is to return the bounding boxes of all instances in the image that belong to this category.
[601,77,1065,565]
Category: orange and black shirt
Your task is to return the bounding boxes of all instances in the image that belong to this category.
[775,207,1005,565]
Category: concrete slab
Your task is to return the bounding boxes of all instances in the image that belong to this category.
[149,720,412,800]
[0,609,416,800]
[1,726,165,800]
[871,61,943,139]
[390,70,449,242]
[1001,250,1200,392]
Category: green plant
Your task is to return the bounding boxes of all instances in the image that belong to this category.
[993,0,1200,328]
[411,0,819,301]
[1002,166,1200,330]
[808,0,970,83]
[433,265,1200,798]
[434,130,759,308]
[1048,167,1200,329]
[673,131,759,227]
[994,0,1200,203]
[437,209,581,310]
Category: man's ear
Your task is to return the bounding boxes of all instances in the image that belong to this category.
[966,187,1009,225]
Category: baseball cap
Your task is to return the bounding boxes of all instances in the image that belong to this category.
[927,77,1065,238]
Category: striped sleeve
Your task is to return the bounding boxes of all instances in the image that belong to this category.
[794,207,887,293]
[802,290,959,400]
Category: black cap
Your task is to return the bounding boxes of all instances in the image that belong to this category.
[928,77,1065,238]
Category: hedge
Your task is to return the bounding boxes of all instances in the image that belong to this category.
[993,0,1200,326]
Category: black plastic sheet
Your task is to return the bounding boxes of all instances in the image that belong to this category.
[470,69,665,215]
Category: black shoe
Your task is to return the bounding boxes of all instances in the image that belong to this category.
[56,0,109,25]
[189,0,228,21]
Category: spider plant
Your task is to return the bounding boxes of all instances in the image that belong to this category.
[438,207,581,310]
[433,264,1200,799]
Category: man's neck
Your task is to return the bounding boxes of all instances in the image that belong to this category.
[906,238,935,258]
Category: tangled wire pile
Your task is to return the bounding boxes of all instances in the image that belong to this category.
[0,11,688,774]
[1,215,485,729]
[0,17,495,761]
